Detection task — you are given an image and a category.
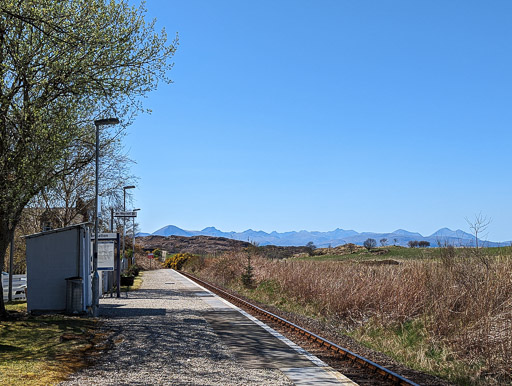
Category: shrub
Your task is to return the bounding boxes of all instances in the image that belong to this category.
[346,243,357,253]
[408,240,419,248]
[305,241,316,256]
[363,238,377,250]
[241,254,254,288]
[122,264,141,277]
[194,251,246,286]
[162,253,195,270]
[182,254,205,273]
[129,264,141,276]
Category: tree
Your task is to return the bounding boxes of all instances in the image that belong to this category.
[408,240,419,248]
[241,252,254,288]
[418,241,430,248]
[363,238,376,251]
[0,0,177,317]
[305,241,316,256]
[26,130,136,230]
[380,238,387,246]
[466,212,491,250]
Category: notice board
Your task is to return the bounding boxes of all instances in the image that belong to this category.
[98,241,114,271]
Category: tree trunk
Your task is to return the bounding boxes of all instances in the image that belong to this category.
[0,220,13,319]
[0,208,24,319]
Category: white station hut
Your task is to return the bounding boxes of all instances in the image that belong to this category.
[25,223,93,314]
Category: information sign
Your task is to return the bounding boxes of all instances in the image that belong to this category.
[98,241,115,271]
[94,233,118,240]
[114,211,138,218]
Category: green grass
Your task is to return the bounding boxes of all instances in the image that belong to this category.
[298,245,512,263]
[1,303,97,385]
[480,245,512,258]
[349,319,477,384]
[297,246,435,262]
[233,279,327,321]
[1,272,143,384]
[4,301,27,313]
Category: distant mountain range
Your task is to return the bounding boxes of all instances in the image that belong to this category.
[138,225,509,248]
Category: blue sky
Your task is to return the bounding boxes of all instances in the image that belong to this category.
[124,0,512,241]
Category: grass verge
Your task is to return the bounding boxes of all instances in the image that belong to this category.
[0,302,97,385]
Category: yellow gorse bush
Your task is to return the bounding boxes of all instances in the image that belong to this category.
[162,253,195,270]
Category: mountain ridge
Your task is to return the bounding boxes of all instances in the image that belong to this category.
[144,225,508,248]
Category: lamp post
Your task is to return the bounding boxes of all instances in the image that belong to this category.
[132,208,141,265]
[93,118,119,317]
[123,185,135,265]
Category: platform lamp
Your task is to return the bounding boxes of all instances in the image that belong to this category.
[123,185,135,265]
[132,208,141,265]
[93,118,119,317]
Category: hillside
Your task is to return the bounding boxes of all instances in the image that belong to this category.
[137,234,315,258]
[137,235,251,255]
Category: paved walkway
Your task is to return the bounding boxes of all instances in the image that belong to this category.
[61,270,352,385]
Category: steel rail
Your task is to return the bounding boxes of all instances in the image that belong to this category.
[180,271,419,386]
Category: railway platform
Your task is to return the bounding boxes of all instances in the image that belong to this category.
[173,270,354,385]
[61,269,355,385]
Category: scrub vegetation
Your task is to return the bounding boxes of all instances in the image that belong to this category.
[183,246,512,385]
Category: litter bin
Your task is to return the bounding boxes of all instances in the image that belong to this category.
[65,277,83,314]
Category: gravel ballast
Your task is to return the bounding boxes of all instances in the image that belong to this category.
[61,269,292,385]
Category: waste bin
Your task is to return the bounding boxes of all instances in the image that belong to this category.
[65,277,83,314]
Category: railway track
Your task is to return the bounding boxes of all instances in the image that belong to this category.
[180,271,420,386]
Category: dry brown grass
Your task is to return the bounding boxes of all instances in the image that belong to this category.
[195,252,245,286]
[190,250,512,384]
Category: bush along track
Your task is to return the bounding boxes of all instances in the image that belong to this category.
[162,253,199,270]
